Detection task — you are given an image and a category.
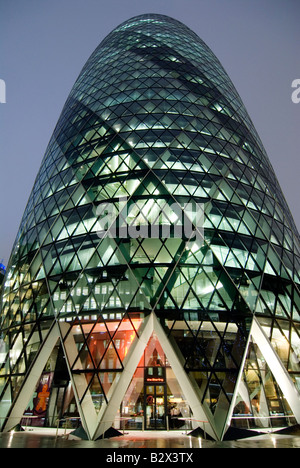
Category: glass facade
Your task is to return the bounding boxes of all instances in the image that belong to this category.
[0,14,299,440]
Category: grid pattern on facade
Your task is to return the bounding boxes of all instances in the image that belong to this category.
[0,14,299,438]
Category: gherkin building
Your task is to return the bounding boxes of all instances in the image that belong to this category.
[1,14,300,441]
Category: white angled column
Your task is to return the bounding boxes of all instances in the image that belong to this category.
[2,321,61,433]
[93,312,218,441]
[251,316,300,423]
[92,313,153,440]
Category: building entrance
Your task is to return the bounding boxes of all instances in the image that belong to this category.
[120,333,192,431]
[145,365,167,430]
[145,384,167,430]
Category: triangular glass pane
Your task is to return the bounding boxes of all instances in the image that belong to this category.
[111,317,141,362]
[85,373,107,414]
[99,342,122,370]
[99,371,121,401]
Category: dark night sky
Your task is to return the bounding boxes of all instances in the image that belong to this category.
[0,0,299,266]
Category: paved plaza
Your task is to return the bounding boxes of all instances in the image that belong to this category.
[0,427,299,449]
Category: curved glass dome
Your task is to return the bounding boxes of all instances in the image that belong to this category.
[1,14,299,440]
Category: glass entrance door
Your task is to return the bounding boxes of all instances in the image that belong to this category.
[145,385,166,430]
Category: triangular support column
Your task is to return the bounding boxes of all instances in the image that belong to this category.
[222,316,300,439]
[92,312,218,440]
[1,321,68,433]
